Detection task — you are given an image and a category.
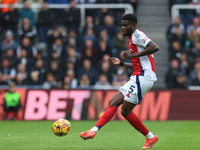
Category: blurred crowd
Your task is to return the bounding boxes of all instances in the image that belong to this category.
[166,0,200,88]
[0,0,137,89]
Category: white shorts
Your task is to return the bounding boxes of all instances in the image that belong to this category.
[119,75,154,105]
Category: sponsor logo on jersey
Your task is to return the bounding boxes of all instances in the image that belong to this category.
[126,93,130,98]
[133,31,140,38]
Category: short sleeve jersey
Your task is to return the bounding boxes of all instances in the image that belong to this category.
[129,29,157,81]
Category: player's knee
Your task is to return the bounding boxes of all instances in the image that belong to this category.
[121,109,131,118]
[109,97,123,107]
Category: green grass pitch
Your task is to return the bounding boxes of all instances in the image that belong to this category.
[0,120,200,150]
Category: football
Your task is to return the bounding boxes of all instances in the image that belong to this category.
[52,119,71,136]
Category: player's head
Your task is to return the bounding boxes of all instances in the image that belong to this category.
[121,13,137,36]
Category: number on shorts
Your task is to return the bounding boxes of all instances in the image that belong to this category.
[128,85,135,93]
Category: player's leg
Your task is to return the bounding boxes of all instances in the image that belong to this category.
[80,91,124,140]
[121,101,158,149]
[92,91,124,130]
[121,100,150,136]
[122,75,158,149]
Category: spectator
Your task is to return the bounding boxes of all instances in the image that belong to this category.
[165,59,186,88]
[66,29,80,50]
[48,60,64,81]
[34,50,47,64]
[78,59,98,85]
[79,74,90,88]
[98,29,112,48]
[96,8,111,26]
[189,42,200,62]
[98,54,113,83]
[15,72,28,85]
[169,41,184,60]
[62,69,78,89]
[43,72,57,89]
[16,63,28,81]
[175,72,189,88]
[80,39,98,64]
[0,3,19,34]
[95,73,111,87]
[100,15,116,38]
[51,38,64,57]
[66,69,78,88]
[0,58,16,85]
[170,27,186,47]
[37,1,55,42]
[3,48,16,68]
[64,0,80,33]
[31,59,47,83]
[114,39,129,59]
[16,48,33,72]
[63,45,80,71]
[62,75,71,89]
[27,70,42,85]
[4,82,21,120]
[33,50,47,67]
[112,67,129,86]
[46,0,68,26]
[82,16,98,36]
[166,16,186,44]
[179,52,190,75]
[17,37,37,58]
[63,60,77,76]
[189,61,200,86]
[18,18,37,42]
[49,50,62,66]
[112,28,128,57]
[47,27,64,49]
[0,30,17,55]
[19,1,35,27]
[97,39,112,61]
[186,29,200,49]
[83,28,97,45]
[187,17,200,36]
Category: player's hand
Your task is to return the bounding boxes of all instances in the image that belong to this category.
[122,51,134,59]
[109,57,120,65]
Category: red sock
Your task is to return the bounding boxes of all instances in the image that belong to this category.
[125,112,149,136]
[95,106,117,130]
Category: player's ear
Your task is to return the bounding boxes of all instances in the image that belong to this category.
[132,23,137,27]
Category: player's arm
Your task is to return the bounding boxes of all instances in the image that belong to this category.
[109,57,133,69]
[123,40,159,59]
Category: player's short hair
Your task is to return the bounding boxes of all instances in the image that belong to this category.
[122,14,137,24]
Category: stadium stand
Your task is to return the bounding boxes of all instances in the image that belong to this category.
[2,0,200,89]
[166,0,200,88]
[0,0,136,89]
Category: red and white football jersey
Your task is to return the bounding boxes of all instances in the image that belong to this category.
[129,29,157,81]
